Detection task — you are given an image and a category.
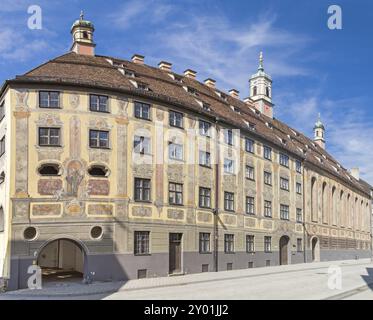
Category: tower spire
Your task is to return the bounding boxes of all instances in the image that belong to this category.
[314,113,326,149]
[258,51,264,71]
[70,12,96,56]
[80,10,84,20]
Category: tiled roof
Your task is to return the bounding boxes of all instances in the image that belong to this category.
[6,52,372,196]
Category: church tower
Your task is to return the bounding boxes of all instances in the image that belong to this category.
[249,52,273,118]
[71,11,96,56]
[314,113,325,149]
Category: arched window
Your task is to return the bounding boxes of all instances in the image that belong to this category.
[347,194,351,228]
[253,86,257,96]
[38,163,61,176]
[0,206,4,232]
[82,31,89,39]
[355,197,359,230]
[339,191,344,226]
[88,165,108,177]
[266,87,270,97]
[311,177,317,222]
[322,182,328,224]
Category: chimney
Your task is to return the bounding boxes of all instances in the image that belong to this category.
[351,168,360,180]
[229,89,239,99]
[184,69,197,79]
[204,78,216,89]
[132,54,145,65]
[158,61,172,72]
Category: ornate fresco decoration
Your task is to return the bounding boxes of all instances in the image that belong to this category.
[70,116,81,158]
[89,117,112,131]
[87,179,110,196]
[167,164,185,182]
[262,220,273,230]
[36,147,63,161]
[132,206,152,217]
[117,98,129,117]
[65,199,85,216]
[69,93,80,109]
[35,113,63,127]
[222,175,236,190]
[116,123,128,197]
[87,204,113,216]
[132,164,153,179]
[198,168,213,187]
[222,214,237,226]
[89,149,111,163]
[65,159,85,197]
[167,209,184,220]
[277,221,293,233]
[13,201,29,219]
[197,212,212,223]
[14,89,29,112]
[156,109,164,122]
[32,204,62,216]
[244,217,256,228]
[188,117,196,129]
[38,179,63,195]
[15,117,29,197]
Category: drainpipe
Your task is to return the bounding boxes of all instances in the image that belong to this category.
[213,119,220,272]
[302,160,307,263]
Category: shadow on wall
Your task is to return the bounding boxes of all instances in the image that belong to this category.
[361,268,373,291]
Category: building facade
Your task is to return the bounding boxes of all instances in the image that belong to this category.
[0,15,371,290]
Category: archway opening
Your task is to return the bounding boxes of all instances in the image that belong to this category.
[311,237,320,262]
[279,236,290,265]
[37,239,85,283]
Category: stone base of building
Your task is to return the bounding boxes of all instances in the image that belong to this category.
[7,249,372,291]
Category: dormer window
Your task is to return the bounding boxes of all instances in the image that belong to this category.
[202,103,211,111]
[187,87,197,96]
[0,172,5,184]
[231,106,240,114]
[124,70,135,77]
[174,75,183,83]
[138,83,150,91]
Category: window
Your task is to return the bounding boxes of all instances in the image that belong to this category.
[169,111,183,128]
[246,235,255,253]
[134,101,150,120]
[202,103,211,111]
[134,231,150,255]
[224,192,234,211]
[169,143,183,160]
[0,172,4,185]
[199,233,210,253]
[266,87,270,97]
[264,200,272,218]
[0,101,4,121]
[224,129,233,145]
[169,182,183,205]
[280,177,289,191]
[88,165,108,177]
[39,91,60,108]
[224,234,234,253]
[39,128,61,146]
[199,187,211,208]
[245,138,255,153]
[264,171,272,186]
[263,145,272,160]
[253,86,257,96]
[297,238,303,252]
[296,160,302,173]
[38,163,60,176]
[89,130,109,148]
[199,151,211,167]
[224,159,234,174]
[246,166,255,180]
[280,153,289,167]
[296,182,302,194]
[134,178,151,202]
[187,87,197,95]
[90,94,108,112]
[264,236,272,252]
[0,136,4,157]
[199,120,211,137]
[0,206,4,232]
[138,83,150,91]
[280,204,290,220]
[296,208,303,223]
[134,136,151,154]
[246,196,255,215]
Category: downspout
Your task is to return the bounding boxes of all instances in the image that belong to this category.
[302,160,307,263]
[213,119,220,272]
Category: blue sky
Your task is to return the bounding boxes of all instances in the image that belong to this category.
[1,0,373,183]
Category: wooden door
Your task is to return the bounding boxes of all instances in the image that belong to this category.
[169,233,182,274]
[279,236,289,265]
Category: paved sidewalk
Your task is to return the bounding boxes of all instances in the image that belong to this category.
[0,258,372,299]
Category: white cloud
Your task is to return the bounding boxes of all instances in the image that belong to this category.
[110,0,174,29]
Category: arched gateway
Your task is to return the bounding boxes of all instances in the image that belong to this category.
[37,238,86,282]
[279,236,290,265]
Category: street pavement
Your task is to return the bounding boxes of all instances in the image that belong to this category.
[1,258,373,300]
